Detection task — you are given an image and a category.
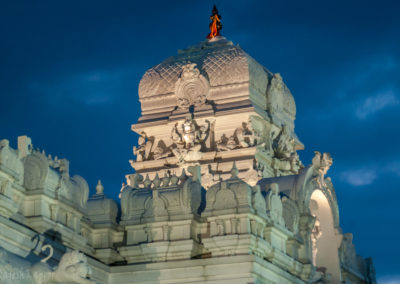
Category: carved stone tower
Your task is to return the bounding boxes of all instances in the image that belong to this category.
[119,35,375,283]
[128,36,303,190]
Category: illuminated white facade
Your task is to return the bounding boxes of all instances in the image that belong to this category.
[0,36,375,284]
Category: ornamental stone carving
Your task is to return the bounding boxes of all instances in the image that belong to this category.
[133,132,154,162]
[282,196,300,234]
[242,167,259,186]
[23,153,49,191]
[31,245,94,284]
[174,63,210,108]
[204,164,266,218]
[216,119,263,151]
[251,185,267,218]
[271,125,302,175]
[138,41,251,103]
[312,151,333,188]
[267,73,296,120]
[23,150,88,208]
[213,182,237,210]
[120,166,202,223]
[153,140,172,160]
[171,116,211,165]
[0,139,24,181]
[59,175,89,209]
[201,165,219,189]
[265,183,285,226]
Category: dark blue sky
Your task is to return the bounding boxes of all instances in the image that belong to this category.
[1,1,399,282]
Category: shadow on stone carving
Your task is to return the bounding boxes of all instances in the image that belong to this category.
[25,230,66,267]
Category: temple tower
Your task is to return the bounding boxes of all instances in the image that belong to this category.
[128,35,303,189]
[117,8,375,283]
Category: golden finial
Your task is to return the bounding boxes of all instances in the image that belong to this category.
[207,5,222,39]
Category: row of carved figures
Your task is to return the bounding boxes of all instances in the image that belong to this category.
[124,169,191,191]
[133,116,303,174]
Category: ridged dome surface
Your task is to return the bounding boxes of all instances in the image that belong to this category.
[139,37,268,99]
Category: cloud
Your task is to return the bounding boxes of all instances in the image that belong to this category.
[384,161,400,177]
[300,53,399,123]
[378,275,400,284]
[355,90,399,119]
[340,160,400,187]
[340,168,377,186]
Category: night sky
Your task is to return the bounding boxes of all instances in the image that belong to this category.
[1,1,399,282]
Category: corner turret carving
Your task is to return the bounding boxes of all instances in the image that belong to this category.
[311,151,333,188]
[271,125,302,175]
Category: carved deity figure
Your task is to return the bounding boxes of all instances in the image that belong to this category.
[216,134,237,151]
[171,116,211,164]
[235,121,256,147]
[152,140,171,160]
[217,119,262,151]
[133,132,153,162]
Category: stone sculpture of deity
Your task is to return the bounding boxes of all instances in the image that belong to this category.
[171,116,211,165]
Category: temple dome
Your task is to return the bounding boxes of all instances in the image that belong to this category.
[86,180,118,225]
[139,37,268,98]
[137,37,296,127]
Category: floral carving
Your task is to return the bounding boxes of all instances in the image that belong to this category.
[174,63,209,108]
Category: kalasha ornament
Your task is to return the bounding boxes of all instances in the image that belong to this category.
[207,5,222,39]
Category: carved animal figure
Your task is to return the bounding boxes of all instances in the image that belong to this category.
[31,244,95,284]
[312,151,333,188]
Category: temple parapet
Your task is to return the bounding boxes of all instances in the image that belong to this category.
[0,136,89,250]
[120,165,203,225]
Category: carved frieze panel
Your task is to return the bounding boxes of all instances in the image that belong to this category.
[171,116,211,165]
[216,117,265,152]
